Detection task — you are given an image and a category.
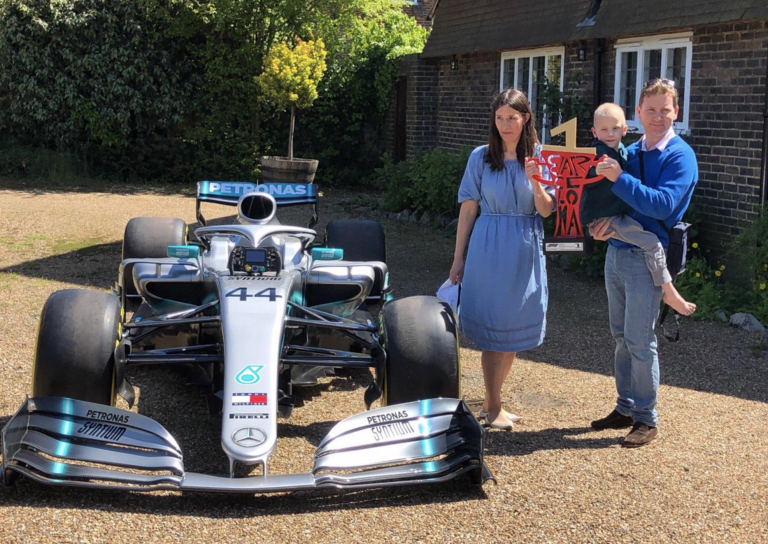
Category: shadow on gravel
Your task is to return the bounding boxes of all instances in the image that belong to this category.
[527,326,768,405]
[483,426,621,456]
[521,268,768,405]
[0,473,488,515]
[0,242,121,289]
[291,368,374,410]
[277,421,337,447]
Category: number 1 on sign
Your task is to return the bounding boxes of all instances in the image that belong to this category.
[541,118,596,154]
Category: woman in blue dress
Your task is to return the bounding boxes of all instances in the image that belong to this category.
[449,89,554,430]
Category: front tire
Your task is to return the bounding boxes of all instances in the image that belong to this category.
[32,289,121,405]
[380,296,460,405]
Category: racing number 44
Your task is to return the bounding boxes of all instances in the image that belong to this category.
[225,287,282,302]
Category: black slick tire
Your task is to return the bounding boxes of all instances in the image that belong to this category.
[32,289,121,405]
[380,295,460,405]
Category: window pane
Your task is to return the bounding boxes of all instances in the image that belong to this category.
[666,47,687,122]
[545,55,562,134]
[517,57,530,92]
[643,49,662,83]
[531,56,547,139]
[546,55,561,87]
[620,51,638,119]
[503,58,515,89]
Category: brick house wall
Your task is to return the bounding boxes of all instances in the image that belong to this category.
[434,52,498,152]
[378,0,437,160]
[563,41,596,142]
[380,55,440,162]
[393,45,598,154]
[387,20,768,254]
[381,87,397,158]
[687,20,768,249]
[403,54,440,152]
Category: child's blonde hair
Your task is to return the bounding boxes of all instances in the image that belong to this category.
[593,103,627,126]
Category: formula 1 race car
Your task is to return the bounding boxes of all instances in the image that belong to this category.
[2,181,492,493]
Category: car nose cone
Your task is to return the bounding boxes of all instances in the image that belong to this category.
[232,428,267,448]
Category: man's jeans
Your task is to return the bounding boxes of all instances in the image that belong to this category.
[604,245,663,426]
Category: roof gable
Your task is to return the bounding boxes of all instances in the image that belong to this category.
[422,0,768,58]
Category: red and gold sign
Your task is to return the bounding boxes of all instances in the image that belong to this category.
[530,118,603,253]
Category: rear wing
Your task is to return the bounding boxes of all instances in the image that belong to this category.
[196,181,318,228]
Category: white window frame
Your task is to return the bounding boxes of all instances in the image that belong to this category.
[499,47,565,142]
[614,33,693,134]
[499,47,565,96]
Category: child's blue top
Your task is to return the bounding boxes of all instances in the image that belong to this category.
[611,136,698,248]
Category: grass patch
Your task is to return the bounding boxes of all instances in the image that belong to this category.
[0,234,49,250]
[53,237,105,254]
[0,271,51,290]
[0,272,21,284]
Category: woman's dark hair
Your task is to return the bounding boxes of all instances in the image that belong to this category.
[486,88,539,171]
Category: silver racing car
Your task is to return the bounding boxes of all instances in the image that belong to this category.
[2,181,492,493]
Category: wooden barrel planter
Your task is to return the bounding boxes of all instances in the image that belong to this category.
[260,156,318,183]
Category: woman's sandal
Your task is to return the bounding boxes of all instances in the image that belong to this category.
[478,409,522,423]
[482,413,514,431]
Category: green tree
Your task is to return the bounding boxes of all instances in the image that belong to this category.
[0,0,427,182]
[258,38,327,160]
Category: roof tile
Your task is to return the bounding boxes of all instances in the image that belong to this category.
[422,0,768,58]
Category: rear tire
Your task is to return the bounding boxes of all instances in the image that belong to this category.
[32,289,121,405]
[380,296,460,405]
[122,217,186,296]
[325,220,386,298]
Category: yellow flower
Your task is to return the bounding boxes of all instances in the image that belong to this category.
[764,264,767,270]
[695,272,701,278]
[692,242,699,249]
[719,265,725,271]
[761,283,766,290]
[715,270,721,277]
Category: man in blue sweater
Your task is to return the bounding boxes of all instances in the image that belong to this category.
[588,79,698,447]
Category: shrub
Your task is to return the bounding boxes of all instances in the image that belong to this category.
[673,204,768,323]
[0,0,191,167]
[0,140,84,181]
[372,147,472,220]
[727,205,768,323]
[674,247,735,320]
[285,4,427,185]
[0,0,426,183]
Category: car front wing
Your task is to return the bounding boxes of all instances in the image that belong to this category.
[2,397,494,493]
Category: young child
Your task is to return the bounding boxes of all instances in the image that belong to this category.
[583,103,696,316]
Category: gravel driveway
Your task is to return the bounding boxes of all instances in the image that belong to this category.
[0,181,766,544]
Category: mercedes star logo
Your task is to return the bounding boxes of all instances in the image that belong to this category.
[232,427,267,448]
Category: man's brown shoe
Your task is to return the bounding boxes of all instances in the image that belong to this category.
[591,410,633,430]
[622,423,658,448]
